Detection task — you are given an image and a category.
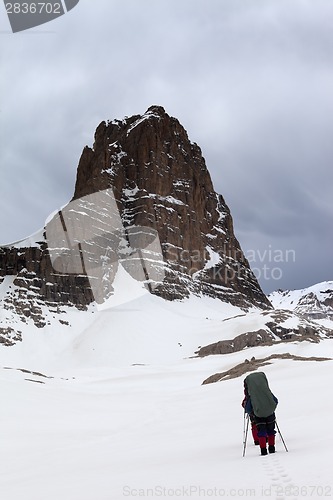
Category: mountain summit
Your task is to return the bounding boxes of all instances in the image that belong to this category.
[72,105,270,307]
[0,106,271,344]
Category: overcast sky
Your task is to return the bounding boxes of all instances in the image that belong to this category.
[0,0,332,294]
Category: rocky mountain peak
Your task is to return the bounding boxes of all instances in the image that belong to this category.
[0,106,271,345]
[71,106,270,307]
[73,105,204,200]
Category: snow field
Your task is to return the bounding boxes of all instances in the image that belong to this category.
[1,341,333,500]
[1,284,333,500]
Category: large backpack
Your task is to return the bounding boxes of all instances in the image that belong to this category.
[244,372,277,418]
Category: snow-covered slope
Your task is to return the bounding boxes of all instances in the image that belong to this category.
[269,281,333,328]
[2,249,333,500]
[2,266,332,373]
[0,264,244,371]
[1,272,333,499]
[1,333,333,500]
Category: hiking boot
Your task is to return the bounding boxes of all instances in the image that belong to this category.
[260,447,268,456]
[254,440,259,445]
[268,445,275,454]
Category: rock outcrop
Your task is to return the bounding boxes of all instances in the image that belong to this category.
[196,308,333,358]
[0,243,94,337]
[71,105,271,307]
[202,353,333,384]
[1,106,271,341]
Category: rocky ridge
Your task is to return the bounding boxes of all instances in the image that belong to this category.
[202,353,333,385]
[269,282,333,321]
[71,105,270,307]
[1,106,272,345]
[196,308,333,358]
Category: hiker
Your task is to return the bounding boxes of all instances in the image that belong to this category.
[242,372,278,455]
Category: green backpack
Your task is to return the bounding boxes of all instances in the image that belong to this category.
[244,372,277,418]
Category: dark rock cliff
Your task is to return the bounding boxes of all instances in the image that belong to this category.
[71,105,271,307]
[0,105,271,342]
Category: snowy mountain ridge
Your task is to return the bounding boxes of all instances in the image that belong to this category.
[1,267,332,371]
[1,106,274,349]
[269,281,333,327]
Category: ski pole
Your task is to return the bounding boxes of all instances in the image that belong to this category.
[275,419,288,452]
[242,413,250,457]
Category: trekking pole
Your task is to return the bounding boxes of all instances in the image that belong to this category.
[242,413,250,457]
[275,419,288,452]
